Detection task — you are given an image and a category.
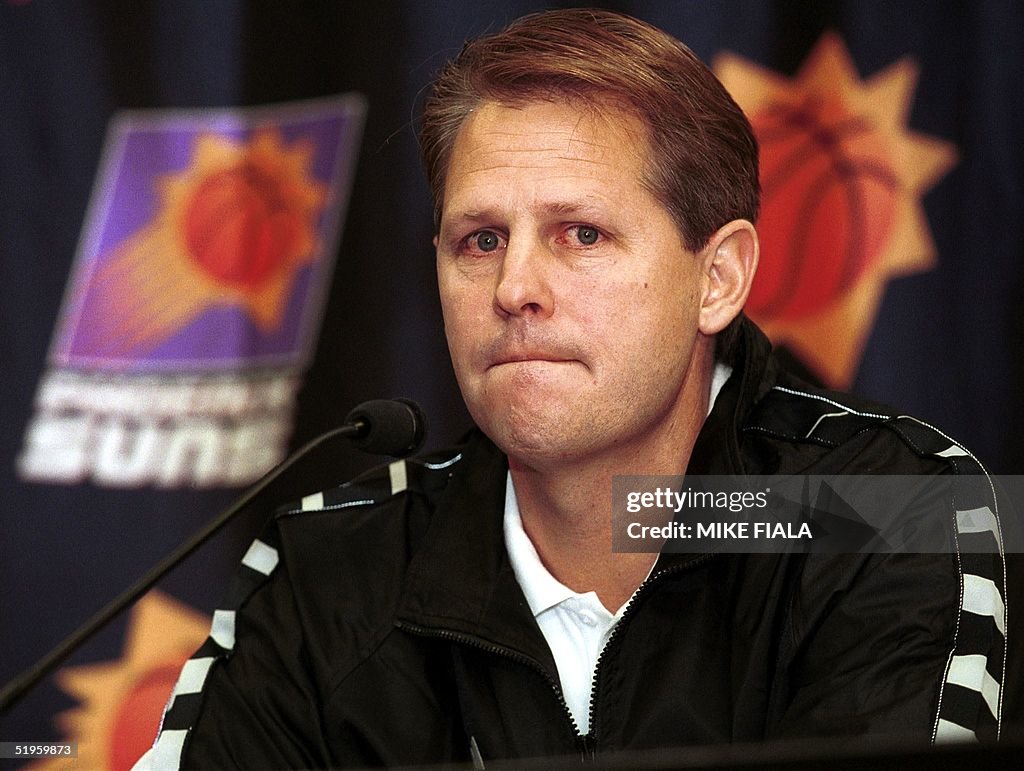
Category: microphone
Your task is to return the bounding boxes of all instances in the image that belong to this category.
[346,397,427,456]
[0,398,427,714]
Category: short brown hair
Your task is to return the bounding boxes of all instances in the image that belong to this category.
[419,8,759,252]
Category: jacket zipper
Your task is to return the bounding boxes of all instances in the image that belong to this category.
[586,552,720,740]
[398,553,718,762]
[395,621,592,761]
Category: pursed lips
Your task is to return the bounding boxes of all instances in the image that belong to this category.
[490,352,574,366]
[479,337,586,370]
[483,350,581,370]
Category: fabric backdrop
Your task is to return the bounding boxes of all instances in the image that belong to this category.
[1,1,1021,767]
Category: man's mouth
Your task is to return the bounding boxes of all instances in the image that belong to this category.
[481,335,585,371]
[491,352,573,366]
[486,347,585,370]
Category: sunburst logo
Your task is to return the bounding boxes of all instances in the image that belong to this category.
[30,591,210,771]
[19,97,365,487]
[715,34,957,387]
[58,128,326,366]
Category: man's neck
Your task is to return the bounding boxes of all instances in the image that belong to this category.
[508,356,717,612]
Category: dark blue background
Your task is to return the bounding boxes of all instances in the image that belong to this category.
[1,0,1021,756]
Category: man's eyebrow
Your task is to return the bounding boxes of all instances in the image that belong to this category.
[448,198,610,219]
[440,196,616,230]
[441,210,491,226]
[543,199,607,217]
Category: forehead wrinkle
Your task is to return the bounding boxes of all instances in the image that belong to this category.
[456,157,618,179]
[470,127,587,150]
[459,139,621,169]
[467,126,620,159]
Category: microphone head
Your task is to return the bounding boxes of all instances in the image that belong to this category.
[344,398,427,457]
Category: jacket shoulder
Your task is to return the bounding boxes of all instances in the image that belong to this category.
[744,378,990,476]
[743,378,1006,741]
[144,444,472,767]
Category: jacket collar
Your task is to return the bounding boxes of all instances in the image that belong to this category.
[688,315,776,476]
[396,431,557,668]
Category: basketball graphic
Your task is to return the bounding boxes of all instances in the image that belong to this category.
[747,99,900,321]
[715,34,957,386]
[184,163,306,291]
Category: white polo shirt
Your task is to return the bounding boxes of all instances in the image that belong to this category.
[502,363,732,734]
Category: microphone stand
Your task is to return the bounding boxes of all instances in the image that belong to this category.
[0,423,362,714]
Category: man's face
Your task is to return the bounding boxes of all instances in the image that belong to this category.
[436,99,713,469]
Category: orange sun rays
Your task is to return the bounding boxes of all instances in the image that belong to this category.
[29,591,211,771]
[715,34,957,387]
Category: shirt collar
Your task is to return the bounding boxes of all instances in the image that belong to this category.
[709,362,733,415]
[503,478,578,617]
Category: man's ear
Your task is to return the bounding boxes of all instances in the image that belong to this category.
[698,219,759,336]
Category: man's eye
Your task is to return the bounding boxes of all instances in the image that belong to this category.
[467,230,504,253]
[567,225,601,246]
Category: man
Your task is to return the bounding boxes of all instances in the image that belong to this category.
[142,9,1006,768]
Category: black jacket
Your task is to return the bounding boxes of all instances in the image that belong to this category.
[144,320,1007,768]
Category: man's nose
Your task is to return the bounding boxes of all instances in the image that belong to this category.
[493,236,554,318]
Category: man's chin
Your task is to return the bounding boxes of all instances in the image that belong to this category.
[475,411,595,469]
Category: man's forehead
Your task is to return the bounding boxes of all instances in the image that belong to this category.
[454,100,646,161]
[441,100,653,211]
